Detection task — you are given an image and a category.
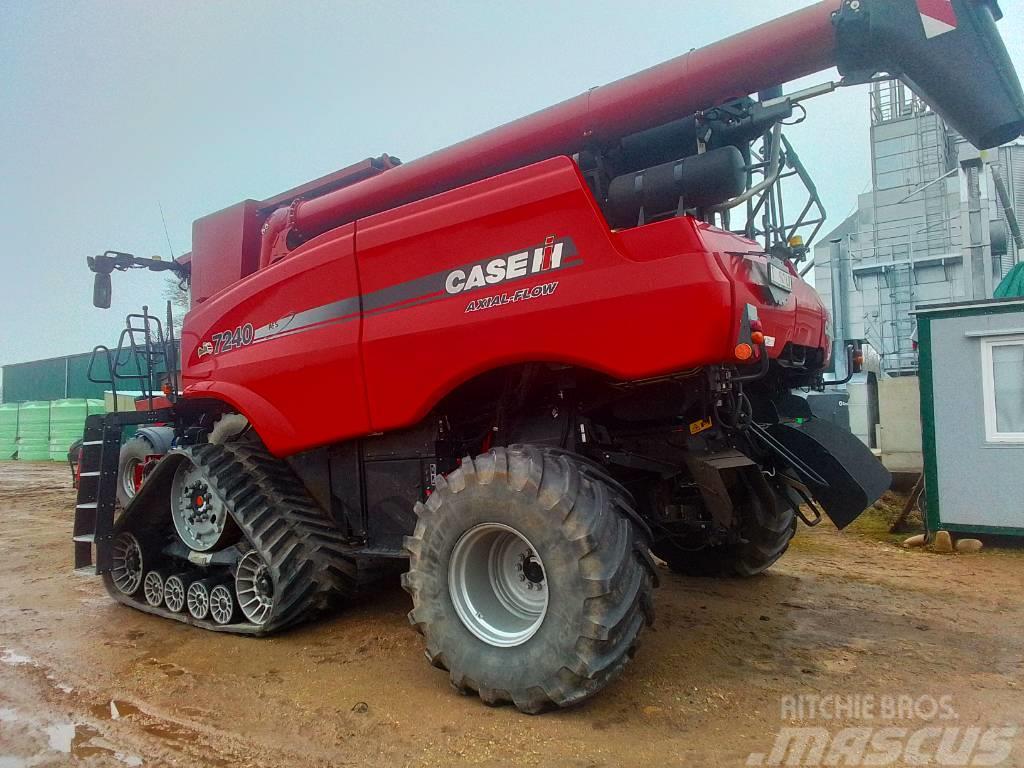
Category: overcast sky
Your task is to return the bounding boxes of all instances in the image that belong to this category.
[1,1,1022,366]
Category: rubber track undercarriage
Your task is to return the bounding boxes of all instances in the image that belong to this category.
[104,441,368,635]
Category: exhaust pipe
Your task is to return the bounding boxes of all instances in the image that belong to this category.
[835,0,1024,149]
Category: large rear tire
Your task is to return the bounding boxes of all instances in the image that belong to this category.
[403,445,655,713]
[652,481,797,578]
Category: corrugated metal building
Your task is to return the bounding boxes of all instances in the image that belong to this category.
[1,343,180,404]
[2,352,110,403]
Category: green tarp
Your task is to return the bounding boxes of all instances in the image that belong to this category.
[995,262,1024,299]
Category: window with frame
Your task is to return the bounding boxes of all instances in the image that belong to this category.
[981,334,1024,443]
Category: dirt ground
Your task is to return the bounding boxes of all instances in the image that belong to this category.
[1,462,1022,767]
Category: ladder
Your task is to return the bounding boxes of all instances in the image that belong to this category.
[889,262,917,373]
[72,414,123,574]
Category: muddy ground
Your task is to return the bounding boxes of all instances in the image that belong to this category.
[0,462,1021,767]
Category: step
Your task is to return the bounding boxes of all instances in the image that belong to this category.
[72,534,95,543]
[79,471,100,478]
[76,502,98,509]
[81,440,103,447]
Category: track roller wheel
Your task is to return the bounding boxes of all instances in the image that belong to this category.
[110,533,144,596]
[209,583,238,626]
[164,573,192,613]
[187,578,218,620]
[143,570,166,607]
[403,445,655,713]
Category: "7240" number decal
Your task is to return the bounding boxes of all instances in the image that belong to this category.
[210,323,254,355]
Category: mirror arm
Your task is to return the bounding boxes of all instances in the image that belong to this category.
[86,250,190,309]
[87,250,190,280]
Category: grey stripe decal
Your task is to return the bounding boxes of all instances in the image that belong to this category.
[361,238,578,313]
[366,257,583,317]
[253,296,360,342]
[252,314,357,345]
[362,270,445,313]
[247,238,580,344]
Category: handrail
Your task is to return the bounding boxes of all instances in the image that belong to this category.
[85,307,178,412]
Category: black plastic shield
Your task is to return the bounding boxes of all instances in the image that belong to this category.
[767,419,892,530]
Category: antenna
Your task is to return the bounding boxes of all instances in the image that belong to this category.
[158,201,175,259]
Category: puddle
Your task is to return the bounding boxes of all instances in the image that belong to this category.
[1,649,74,696]
[0,649,33,666]
[2,655,159,768]
[1,647,74,695]
[45,721,79,751]
[0,705,143,767]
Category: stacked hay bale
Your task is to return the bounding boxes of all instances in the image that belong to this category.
[0,403,18,460]
[0,399,106,462]
[48,399,91,461]
[15,401,51,461]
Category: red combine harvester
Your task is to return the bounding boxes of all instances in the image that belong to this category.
[79,0,1023,712]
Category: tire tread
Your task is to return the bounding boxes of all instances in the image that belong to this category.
[403,444,655,713]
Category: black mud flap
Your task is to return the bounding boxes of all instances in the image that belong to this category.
[766,419,891,529]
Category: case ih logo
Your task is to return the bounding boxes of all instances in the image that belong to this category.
[917,0,957,39]
[444,236,570,295]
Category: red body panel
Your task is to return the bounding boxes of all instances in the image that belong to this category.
[181,223,372,449]
[357,159,736,434]
[191,201,263,304]
[180,158,829,456]
[697,227,828,355]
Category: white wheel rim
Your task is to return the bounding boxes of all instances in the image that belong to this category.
[209,584,235,625]
[448,523,548,648]
[164,576,186,612]
[111,533,144,595]
[187,581,210,620]
[170,460,230,552]
[143,571,165,606]
[121,457,142,499]
[236,551,274,625]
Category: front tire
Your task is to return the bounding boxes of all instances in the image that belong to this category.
[652,480,797,578]
[116,427,175,508]
[402,445,655,713]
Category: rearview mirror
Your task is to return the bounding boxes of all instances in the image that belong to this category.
[93,272,112,309]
